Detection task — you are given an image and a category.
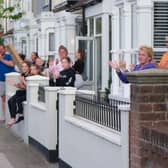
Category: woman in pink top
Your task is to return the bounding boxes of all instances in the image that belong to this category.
[49,45,68,86]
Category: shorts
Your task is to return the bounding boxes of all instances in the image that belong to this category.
[0,81,5,96]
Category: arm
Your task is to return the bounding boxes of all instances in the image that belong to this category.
[65,74,75,86]
[109,60,129,83]
[158,53,168,69]
[0,54,14,67]
[0,58,14,67]
[116,70,129,83]
[15,76,26,89]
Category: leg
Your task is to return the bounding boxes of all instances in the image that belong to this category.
[0,81,6,122]
[16,92,26,124]
[8,95,17,119]
[6,95,18,128]
[0,96,6,122]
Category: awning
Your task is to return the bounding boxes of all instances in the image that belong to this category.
[53,0,102,13]
[67,0,102,12]
[0,29,14,38]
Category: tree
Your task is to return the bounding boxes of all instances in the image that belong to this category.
[0,0,24,20]
[0,0,24,45]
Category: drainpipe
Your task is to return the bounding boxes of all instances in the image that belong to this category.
[82,6,87,36]
[49,0,52,11]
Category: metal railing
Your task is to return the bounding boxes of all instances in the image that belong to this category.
[74,94,130,131]
[38,85,46,102]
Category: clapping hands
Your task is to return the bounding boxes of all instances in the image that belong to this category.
[109,59,127,72]
[109,59,136,72]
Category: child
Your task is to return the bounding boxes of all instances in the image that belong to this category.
[56,57,75,87]
[6,61,31,127]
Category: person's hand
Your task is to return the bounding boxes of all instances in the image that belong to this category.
[19,75,24,82]
[109,61,120,72]
[0,54,3,61]
[129,64,135,71]
[14,83,20,88]
[54,71,60,79]
[151,59,157,65]
[119,59,126,71]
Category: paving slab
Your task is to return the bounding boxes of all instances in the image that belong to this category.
[0,125,58,168]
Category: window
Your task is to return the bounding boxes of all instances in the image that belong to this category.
[89,17,94,36]
[44,0,49,5]
[131,3,137,49]
[21,40,27,55]
[119,6,125,50]
[153,2,168,62]
[96,17,102,35]
[36,37,38,53]
[87,16,102,89]
[131,2,138,65]
[49,33,55,51]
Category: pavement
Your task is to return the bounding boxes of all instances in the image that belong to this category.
[0,124,58,168]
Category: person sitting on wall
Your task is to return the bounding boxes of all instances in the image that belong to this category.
[109,45,157,83]
[29,64,41,76]
[158,36,168,69]
[14,53,27,72]
[73,49,85,88]
[6,63,41,128]
[55,57,75,87]
[6,61,31,128]
[49,45,68,86]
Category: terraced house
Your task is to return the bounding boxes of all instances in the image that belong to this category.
[1,1,168,168]
[2,0,168,99]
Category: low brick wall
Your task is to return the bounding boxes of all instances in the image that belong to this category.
[142,122,168,168]
[127,69,168,168]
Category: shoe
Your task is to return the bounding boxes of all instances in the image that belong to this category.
[16,116,24,124]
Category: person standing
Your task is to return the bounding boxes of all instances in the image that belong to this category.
[158,36,168,69]
[0,45,15,122]
[73,49,85,74]
[49,45,68,86]
[31,52,39,64]
[73,49,85,88]
[109,45,156,83]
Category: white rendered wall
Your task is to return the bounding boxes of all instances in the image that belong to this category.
[58,90,129,168]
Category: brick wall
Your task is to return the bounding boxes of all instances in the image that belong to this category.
[127,69,168,168]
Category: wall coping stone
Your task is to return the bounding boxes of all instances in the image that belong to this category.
[126,69,168,84]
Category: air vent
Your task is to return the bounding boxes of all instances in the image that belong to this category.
[153,2,168,61]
